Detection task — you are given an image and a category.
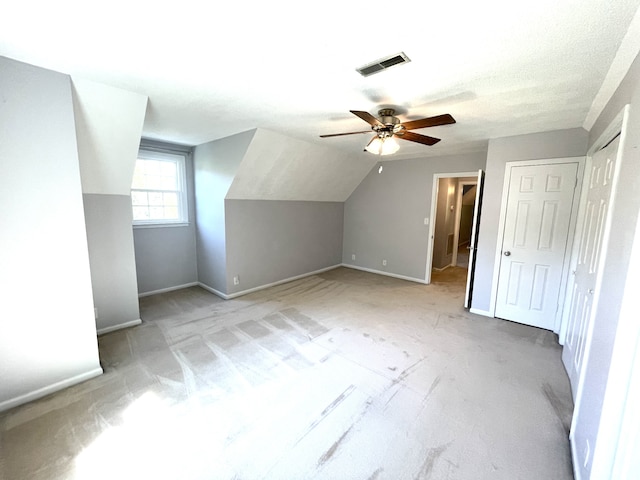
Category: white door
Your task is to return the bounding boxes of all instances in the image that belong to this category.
[562,136,620,398]
[464,170,484,308]
[494,162,579,330]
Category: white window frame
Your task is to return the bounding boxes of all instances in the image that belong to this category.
[131,149,189,227]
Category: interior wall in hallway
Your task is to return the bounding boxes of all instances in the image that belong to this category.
[432,178,457,270]
[0,56,102,411]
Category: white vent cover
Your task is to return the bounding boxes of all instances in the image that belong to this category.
[356,52,411,77]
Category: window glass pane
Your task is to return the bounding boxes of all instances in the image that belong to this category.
[131,191,148,206]
[165,206,178,219]
[150,206,165,219]
[164,192,178,206]
[132,150,187,225]
[131,165,147,189]
[159,176,176,191]
[148,191,164,206]
[145,160,163,176]
[160,161,176,176]
[131,174,146,189]
[132,206,149,220]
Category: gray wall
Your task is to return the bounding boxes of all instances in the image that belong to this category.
[133,141,197,295]
[72,77,147,333]
[571,51,640,479]
[470,128,589,313]
[133,225,197,294]
[83,194,141,332]
[0,57,102,411]
[225,200,344,294]
[194,130,256,293]
[433,177,457,269]
[460,205,474,245]
[343,152,487,281]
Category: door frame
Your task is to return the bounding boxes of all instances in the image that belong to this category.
[562,105,632,478]
[488,157,585,333]
[425,171,480,284]
[559,105,629,345]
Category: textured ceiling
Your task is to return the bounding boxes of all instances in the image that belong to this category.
[2,0,640,160]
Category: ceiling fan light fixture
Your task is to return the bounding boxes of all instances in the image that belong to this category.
[365,135,399,156]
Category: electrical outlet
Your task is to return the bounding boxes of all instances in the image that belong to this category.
[424,217,429,225]
[352,254,356,261]
[382,259,387,266]
[233,275,240,286]
[94,308,98,319]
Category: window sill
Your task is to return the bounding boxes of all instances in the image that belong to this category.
[133,222,190,230]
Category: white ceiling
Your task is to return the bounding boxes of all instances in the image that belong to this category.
[2,0,640,160]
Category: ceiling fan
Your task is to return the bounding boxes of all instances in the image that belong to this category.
[320,109,456,155]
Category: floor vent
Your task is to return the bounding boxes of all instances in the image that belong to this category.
[356,52,411,77]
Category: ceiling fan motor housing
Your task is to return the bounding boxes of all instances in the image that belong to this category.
[375,109,406,136]
[378,109,400,126]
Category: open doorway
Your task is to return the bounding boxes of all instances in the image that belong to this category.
[425,171,485,308]
[432,176,477,272]
[453,181,478,268]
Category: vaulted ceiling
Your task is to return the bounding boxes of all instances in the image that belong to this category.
[2,0,640,160]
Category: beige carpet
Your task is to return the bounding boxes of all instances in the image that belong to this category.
[0,267,574,479]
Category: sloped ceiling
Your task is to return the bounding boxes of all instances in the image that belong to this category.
[1,1,640,161]
[72,78,148,195]
[226,129,376,202]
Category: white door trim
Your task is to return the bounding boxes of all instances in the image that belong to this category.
[425,171,479,284]
[564,105,631,479]
[560,105,629,345]
[489,157,585,332]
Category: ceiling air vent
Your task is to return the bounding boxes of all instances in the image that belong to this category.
[356,52,411,77]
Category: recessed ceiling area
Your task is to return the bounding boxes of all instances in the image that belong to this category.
[1,0,639,159]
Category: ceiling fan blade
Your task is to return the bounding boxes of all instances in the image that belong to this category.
[401,113,456,131]
[350,110,384,127]
[397,131,441,146]
[319,130,371,138]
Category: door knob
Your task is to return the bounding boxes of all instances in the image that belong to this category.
[504,251,511,256]
[588,289,594,294]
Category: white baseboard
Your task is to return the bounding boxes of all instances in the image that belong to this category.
[341,263,428,284]
[97,318,142,335]
[433,264,452,272]
[138,282,199,298]
[198,282,229,299]
[0,367,103,413]
[199,264,343,300]
[469,307,493,318]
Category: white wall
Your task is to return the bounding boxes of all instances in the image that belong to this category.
[342,152,487,281]
[227,128,376,202]
[0,57,102,411]
[72,78,147,196]
[71,78,148,334]
[470,128,588,314]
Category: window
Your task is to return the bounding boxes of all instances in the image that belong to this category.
[131,149,188,226]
